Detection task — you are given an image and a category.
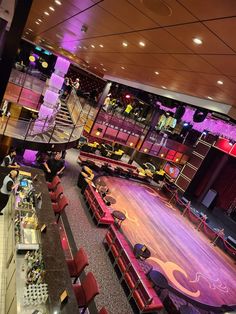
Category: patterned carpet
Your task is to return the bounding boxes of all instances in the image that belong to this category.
[61,148,133,314]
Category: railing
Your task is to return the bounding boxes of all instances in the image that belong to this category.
[0,116,84,145]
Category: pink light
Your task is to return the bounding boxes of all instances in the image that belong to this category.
[49,73,64,90]
[54,56,70,74]
[23,150,37,163]
[44,90,58,107]
[38,104,53,118]
[125,94,131,99]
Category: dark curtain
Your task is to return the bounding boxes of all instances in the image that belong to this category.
[212,157,236,210]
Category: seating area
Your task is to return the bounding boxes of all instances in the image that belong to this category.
[103,226,163,313]
[84,183,114,226]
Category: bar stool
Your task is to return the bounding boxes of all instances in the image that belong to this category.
[49,183,64,202]
[73,272,99,314]
[47,175,61,191]
[66,247,89,283]
[52,195,68,223]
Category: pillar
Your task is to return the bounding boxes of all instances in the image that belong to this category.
[38,57,70,122]
[0,0,33,104]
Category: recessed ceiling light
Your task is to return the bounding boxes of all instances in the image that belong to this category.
[162,86,167,89]
[100,63,103,66]
[207,96,213,100]
[37,18,42,22]
[44,11,49,16]
[28,28,33,32]
[121,66,125,69]
[55,0,62,5]
[99,44,104,48]
[193,37,202,45]
[139,41,145,47]
[25,32,29,35]
[155,71,159,75]
[103,68,107,71]
[122,42,128,47]
[94,66,97,69]
[91,45,95,48]
[83,46,87,49]
[217,80,223,85]
[49,6,55,11]
[78,46,82,49]
[35,21,40,25]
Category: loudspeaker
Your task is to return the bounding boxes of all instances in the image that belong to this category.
[201,189,217,209]
[174,106,185,121]
[193,108,208,123]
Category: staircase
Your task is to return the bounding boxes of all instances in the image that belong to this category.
[55,101,74,126]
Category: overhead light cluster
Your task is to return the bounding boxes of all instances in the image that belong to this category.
[193,37,202,45]
[55,0,62,5]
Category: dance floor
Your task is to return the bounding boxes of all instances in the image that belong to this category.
[102,176,236,307]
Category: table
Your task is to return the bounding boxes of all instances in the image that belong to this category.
[112,210,126,227]
[95,179,107,187]
[133,243,151,260]
[148,270,169,294]
[104,195,116,205]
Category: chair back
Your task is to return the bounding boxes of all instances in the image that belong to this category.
[51,176,61,189]
[82,272,99,305]
[55,184,64,200]
[74,248,89,275]
[58,195,69,211]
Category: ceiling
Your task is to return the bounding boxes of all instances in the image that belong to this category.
[23,0,236,114]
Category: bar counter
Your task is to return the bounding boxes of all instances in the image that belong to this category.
[0,166,78,314]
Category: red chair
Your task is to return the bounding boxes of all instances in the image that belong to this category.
[49,183,64,202]
[52,195,68,223]
[66,248,89,283]
[47,176,61,191]
[99,307,109,314]
[73,272,99,314]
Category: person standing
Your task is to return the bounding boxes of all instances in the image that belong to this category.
[1,148,20,168]
[43,152,65,182]
[0,170,19,215]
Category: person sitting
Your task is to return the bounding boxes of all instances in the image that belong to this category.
[1,148,20,169]
[43,151,65,182]
[0,170,19,215]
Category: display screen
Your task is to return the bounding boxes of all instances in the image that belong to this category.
[20,179,28,187]
[164,162,180,179]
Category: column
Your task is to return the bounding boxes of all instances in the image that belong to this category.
[38,57,70,122]
[0,0,33,103]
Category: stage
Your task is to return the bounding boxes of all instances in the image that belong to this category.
[100,176,236,308]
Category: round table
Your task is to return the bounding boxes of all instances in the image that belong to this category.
[133,243,151,260]
[104,195,116,205]
[148,270,169,292]
[96,179,107,187]
[99,186,110,195]
[112,210,126,227]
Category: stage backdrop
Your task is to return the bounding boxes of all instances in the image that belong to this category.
[187,148,236,211]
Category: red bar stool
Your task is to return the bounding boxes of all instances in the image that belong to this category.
[73,272,99,314]
[52,195,68,223]
[66,247,89,283]
[99,307,109,314]
[49,183,64,202]
[47,175,61,191]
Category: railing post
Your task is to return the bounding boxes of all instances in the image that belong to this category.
[67,124,76,143]
[2,116,11,135]
[42,116,48,133]
[24,119,32,140]
[48,123,57,143]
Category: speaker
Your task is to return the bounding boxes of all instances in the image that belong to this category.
[201,189,217,209]
[193,108,208,123]
[174,106,185,121]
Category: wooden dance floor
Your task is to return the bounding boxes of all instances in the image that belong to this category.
[102,176,236,307]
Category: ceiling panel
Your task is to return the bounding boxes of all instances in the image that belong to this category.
[179,0,236,20]
[167,22,234,54]
[204,17,236,52]
[23,0,236,109]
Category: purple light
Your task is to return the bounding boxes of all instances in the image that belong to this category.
[44,90,58,107]
[54,56,70,74]
[49,73,64,90]
[23,150,37,163]
[38,104,54,118]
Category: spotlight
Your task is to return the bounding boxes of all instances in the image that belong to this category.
[229,140,234,146]
[202,130,208,136]
[125,94,131,99]
[144,148,148,153]
[129,142,134,147]
[183,122,189,127]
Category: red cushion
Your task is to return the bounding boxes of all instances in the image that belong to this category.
[66,259,77,277]
[73,284,86,307]
[124,272,135,290]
